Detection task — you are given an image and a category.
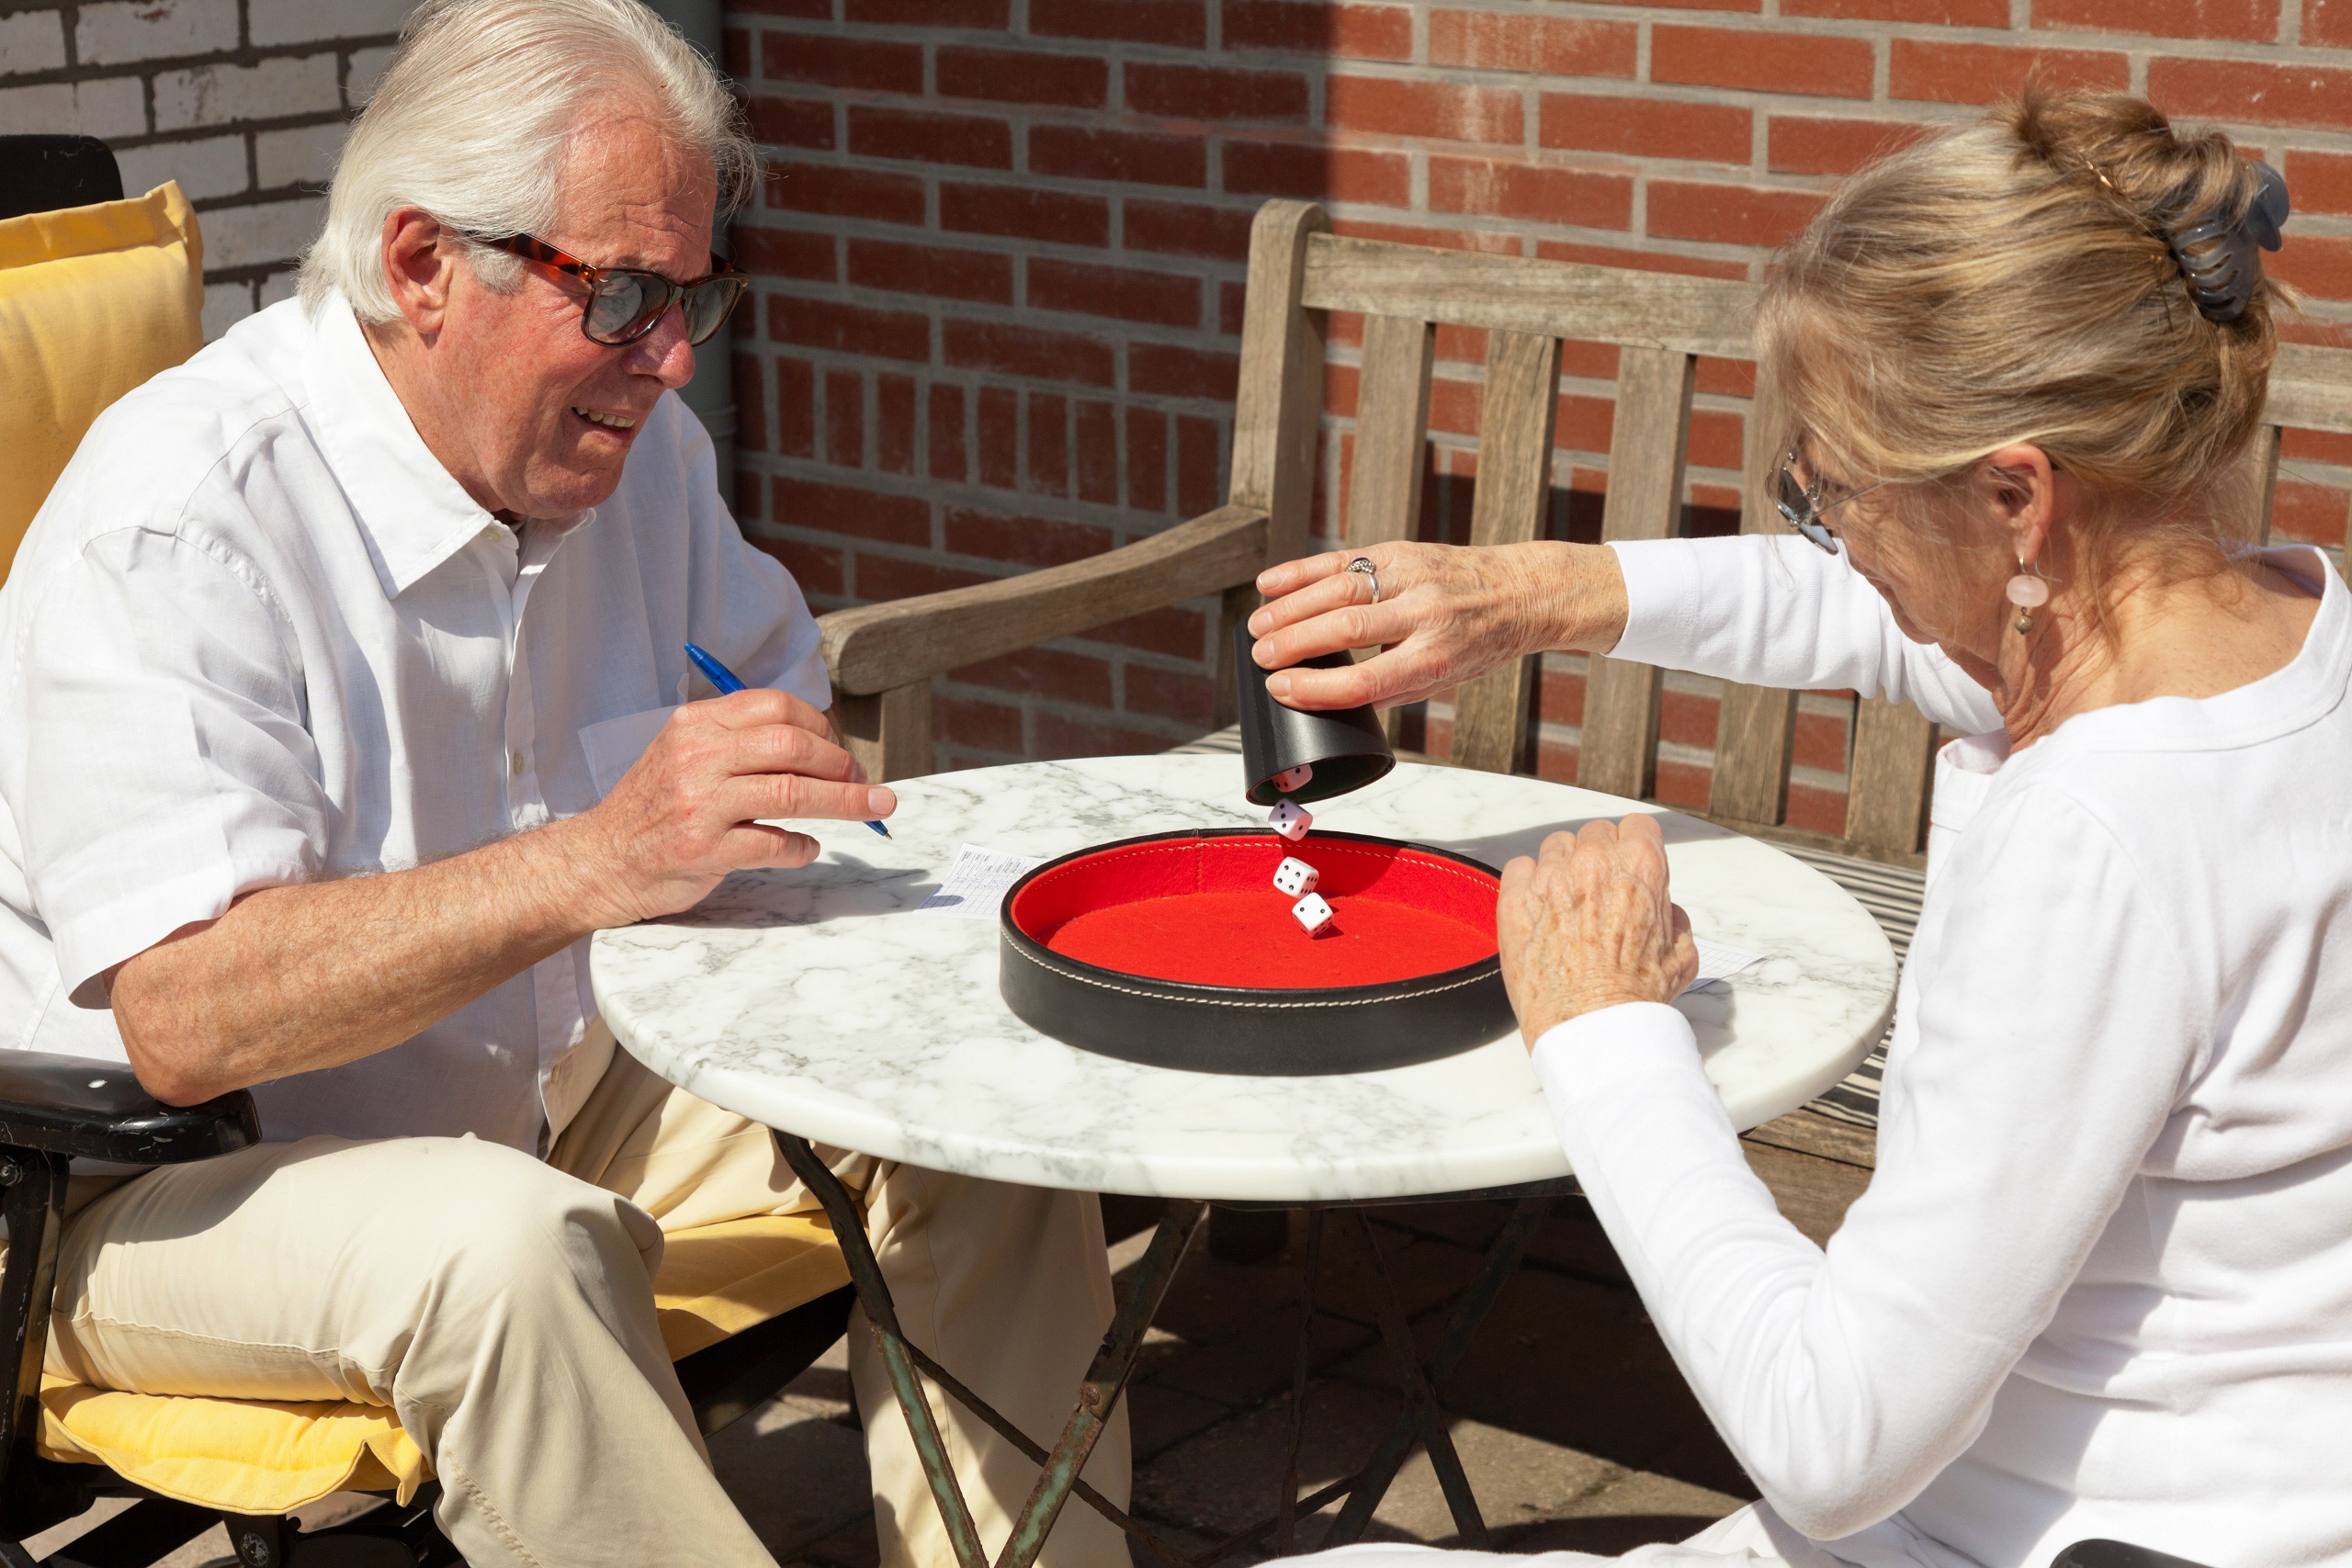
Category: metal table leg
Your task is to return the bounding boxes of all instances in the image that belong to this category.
[1191,1193,1552,1564]
[774,1131,1204,1568]
[778,1128,1553,1565]
[1272,1209,1325,1556]
[775,1133,992,1568]
[1319,1195,1549,1551]
[1352,1210,1488,1548]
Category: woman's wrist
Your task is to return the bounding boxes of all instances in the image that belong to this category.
[1510,540,1631,657]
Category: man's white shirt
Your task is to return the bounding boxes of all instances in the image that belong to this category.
[0,293,829,1152]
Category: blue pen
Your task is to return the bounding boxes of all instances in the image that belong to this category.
[684,642,891,838]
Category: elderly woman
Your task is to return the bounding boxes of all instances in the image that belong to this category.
[1258,93,2348,1568]
[0,1,1124,1564]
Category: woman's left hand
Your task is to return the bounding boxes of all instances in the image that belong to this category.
[1498,816,1700,1049]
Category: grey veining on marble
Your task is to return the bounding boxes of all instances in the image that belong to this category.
[591,756,1895,1201]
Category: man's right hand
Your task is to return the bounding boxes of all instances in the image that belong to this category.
[109,689,895,1105]
[564,689,897,927]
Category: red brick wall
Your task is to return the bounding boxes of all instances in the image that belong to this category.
[723,0,2352,824]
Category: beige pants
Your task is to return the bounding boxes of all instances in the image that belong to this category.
[42,1043,1130,1568]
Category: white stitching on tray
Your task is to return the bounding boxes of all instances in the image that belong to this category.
[1006,938,1495,1009]
[1025,836,1498,897]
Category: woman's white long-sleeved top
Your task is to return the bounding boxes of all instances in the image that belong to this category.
[1533,536,2352,1568]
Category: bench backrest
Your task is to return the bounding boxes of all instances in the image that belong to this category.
[1238,198,2352,868]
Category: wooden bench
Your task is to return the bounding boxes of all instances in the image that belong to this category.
[815,197,2352,1240]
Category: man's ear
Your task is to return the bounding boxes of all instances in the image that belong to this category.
[1982,442,2057,568]
[379,208,459,337]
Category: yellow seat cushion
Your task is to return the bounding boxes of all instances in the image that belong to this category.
[37,1212,848,1516]
[0,181,204,587]
[650,1210,849,1360]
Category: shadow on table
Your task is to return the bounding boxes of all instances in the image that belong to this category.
[678,863,938,926]
[1426,809,1738,877]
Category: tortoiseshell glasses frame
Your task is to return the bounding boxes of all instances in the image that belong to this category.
[470,232,747,348]
[1773,446,1889,556]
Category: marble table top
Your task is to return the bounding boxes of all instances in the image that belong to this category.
[592,755,1895,1202]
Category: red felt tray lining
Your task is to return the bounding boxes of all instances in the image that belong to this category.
[1007,834,1498,990]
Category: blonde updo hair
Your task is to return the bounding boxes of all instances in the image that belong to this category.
[1759,89,2289,599]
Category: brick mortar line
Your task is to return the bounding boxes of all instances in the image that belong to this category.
[747,458,1227,515]
[0,37,398,88]
[734,14,2352,61]
[741,206,1747,267]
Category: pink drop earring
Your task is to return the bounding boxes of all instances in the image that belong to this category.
[2007,558,2050,635]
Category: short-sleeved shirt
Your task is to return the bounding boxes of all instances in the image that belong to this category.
[0,294,829,1153]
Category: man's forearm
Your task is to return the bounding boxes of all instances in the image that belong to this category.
[109,818,610,1105]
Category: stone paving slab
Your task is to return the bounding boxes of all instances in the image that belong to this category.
[30,1195,1751,1568]
[747,1195,1753,1566]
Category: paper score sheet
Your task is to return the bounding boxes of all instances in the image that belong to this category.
[913,844,1047,919]
[1685,936,1763,993]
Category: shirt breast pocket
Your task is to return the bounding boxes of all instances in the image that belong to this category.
[578,706,679,800]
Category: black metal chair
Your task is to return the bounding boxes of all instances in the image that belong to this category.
[0,1051,854,1567]
[0,137,124,223]
[2053,1544,2217,1568]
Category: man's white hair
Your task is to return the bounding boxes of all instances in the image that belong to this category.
[299,0,757,321]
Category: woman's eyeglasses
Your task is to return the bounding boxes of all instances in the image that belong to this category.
[1773,448,1885,556]
[470,232,748,348]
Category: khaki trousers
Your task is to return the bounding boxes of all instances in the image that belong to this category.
[42,1039,1129,1568]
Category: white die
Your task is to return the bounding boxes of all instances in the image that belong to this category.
[1291,891,1335,934]
[1272,856,1319,897]
[1268,799,1313,841]
[1272,763,1315,793]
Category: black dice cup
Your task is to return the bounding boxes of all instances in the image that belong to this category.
[1232,616,1396,807]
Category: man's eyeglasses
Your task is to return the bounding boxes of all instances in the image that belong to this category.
[1773,448,1885,556]
[470,232,747,348]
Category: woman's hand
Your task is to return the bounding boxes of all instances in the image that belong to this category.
[1246,540,1629,711]
[1497,816,1700,1049]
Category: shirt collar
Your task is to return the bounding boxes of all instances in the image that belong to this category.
[303,292,593,599]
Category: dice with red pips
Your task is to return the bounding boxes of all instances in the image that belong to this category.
[1268,799,1312,841]
[1291,891,1334,934]
[1272,763,1314,793]
[1272,856,1319,897]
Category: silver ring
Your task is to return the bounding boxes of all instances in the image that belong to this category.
[1346,556,1381,604]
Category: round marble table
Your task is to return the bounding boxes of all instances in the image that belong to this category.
[591,754,1896,1202]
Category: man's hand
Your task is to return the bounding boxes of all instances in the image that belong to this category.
[1497,816,1699,1050]
[111,690,895,1106]
[1246,540,1631,712]
[562,690,896,927]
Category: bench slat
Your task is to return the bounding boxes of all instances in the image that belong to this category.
[1346,315,1435,556]
[1347,315,1437,742]
[2267,342,2352,436]
[1451,329,1562,774]
[1577,346,1697,800]
[1845,698,1936,861]
[1232,200,1332,570]
[2227,423,2280,545]
[1301,234,1755,358]
[1710,363,1798,827]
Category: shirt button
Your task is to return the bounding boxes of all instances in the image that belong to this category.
[510,750,526,775]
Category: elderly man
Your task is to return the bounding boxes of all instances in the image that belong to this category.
[0,0,1127,1563]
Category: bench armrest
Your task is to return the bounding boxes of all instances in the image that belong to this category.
[820,503,1269,696]
[0,1052,258,1164]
